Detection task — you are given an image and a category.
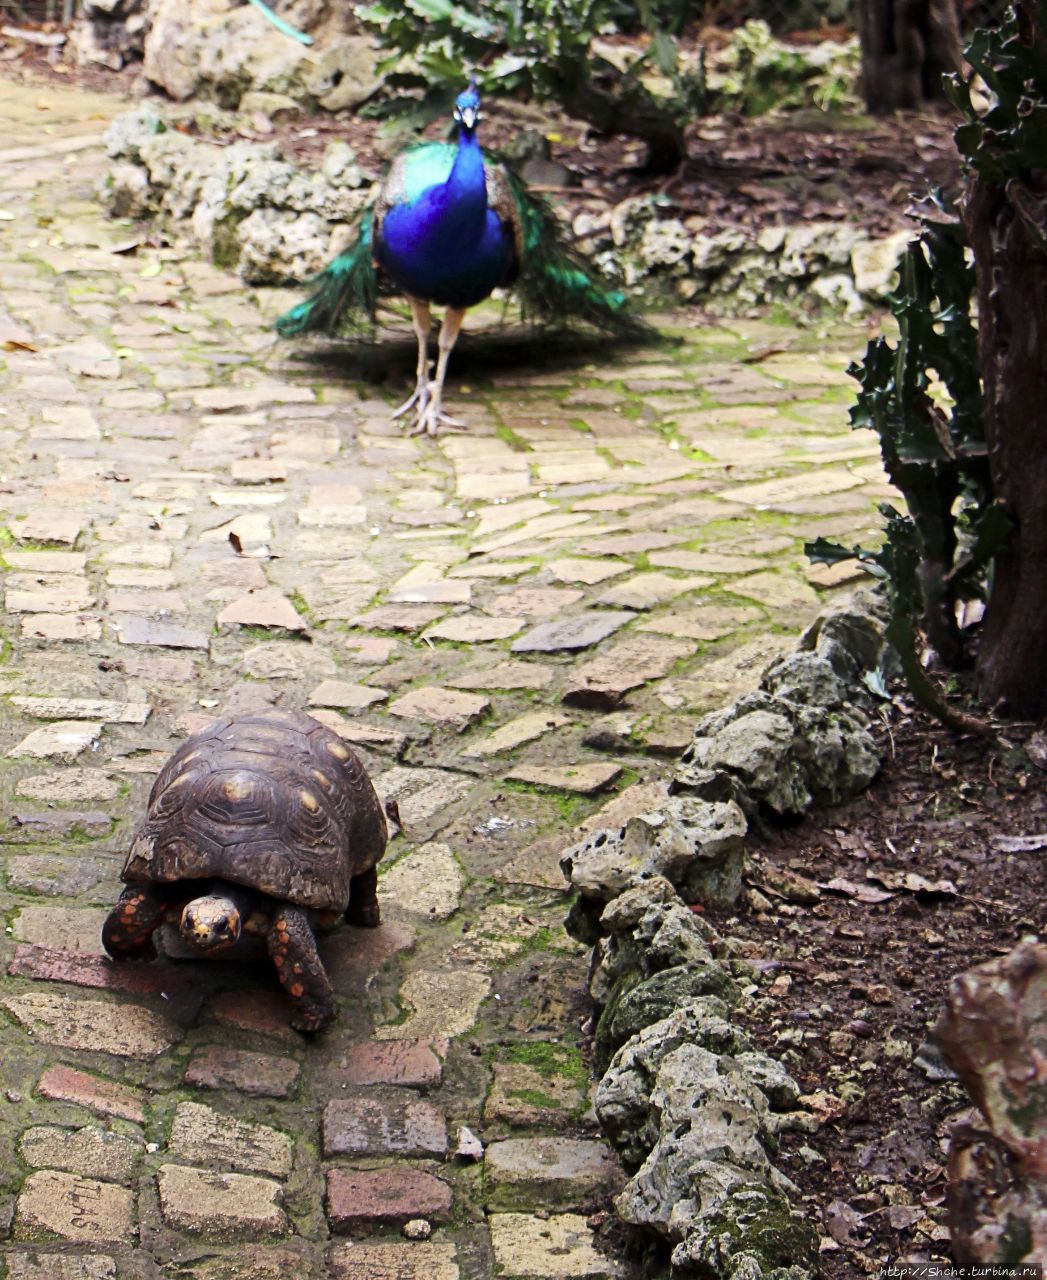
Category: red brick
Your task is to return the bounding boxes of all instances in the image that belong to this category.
[185,1045,301,1098]
[208,991,303,1043]
[337,1040,445,1089]
[325,1168,452,1235]
[8,945,190,998]
[36,1066,146,1125]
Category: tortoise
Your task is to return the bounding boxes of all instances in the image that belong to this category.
[101,709,387,1031]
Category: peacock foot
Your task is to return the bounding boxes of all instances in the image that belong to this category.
[391,379,430,421]
[410,400,466,437]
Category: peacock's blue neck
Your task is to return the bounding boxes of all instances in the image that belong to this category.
[435,126,487,238]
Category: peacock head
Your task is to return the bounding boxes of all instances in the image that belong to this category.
[453,83,481,134]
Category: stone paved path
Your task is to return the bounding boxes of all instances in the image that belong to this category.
[0,77,890,1279]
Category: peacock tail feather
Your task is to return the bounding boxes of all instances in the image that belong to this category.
[503,170,654,341]
[275,210,379,338]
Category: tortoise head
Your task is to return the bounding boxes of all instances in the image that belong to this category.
[180,895,242,952]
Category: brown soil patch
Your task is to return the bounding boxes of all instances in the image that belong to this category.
[3,37,960,240]
[706,697,1046,1275]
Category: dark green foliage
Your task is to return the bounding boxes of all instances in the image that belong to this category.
[807,194,1005,725]
[274,211,378,336]
[356,0,705,170]
[945,0,1047,188]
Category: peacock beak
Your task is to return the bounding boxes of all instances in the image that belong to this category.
[459,107,478,131]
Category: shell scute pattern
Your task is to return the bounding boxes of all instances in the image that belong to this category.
[121,710,387,911]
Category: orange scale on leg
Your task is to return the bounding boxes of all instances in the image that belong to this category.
[290,983,304,998]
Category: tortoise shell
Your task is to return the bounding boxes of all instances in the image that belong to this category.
[121,709,387,911]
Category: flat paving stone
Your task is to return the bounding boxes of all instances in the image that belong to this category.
[387,687,489,730]
[326,1168,452,1235]
[484,1138,624,1211]
[14,1171,135,1244]
[512,613,635,653]
[307,679,388,710]
[4,993,181,1059]
[184,1046,301,1098]
[375,969,491,1041]
[19,1125,141,1184]
[36,1066,146,1124]
[423,615,524,643]
[335,1040,445,1089]
[489,1213,622,1277]
[322,1096,448,1157]
[111,615,210,650]
[506,762,623,794]
[562,636,693,710]
[327,1242,459,1280]
[169,1102,293,1178]
[156,1163,288,1238]
[463,710,571,757]
[13,906,109,954]
[10,697,151,724]
[7,721,102,763]
[596,572,713,610]
[217,590,306,631]
[446,661,556,691]
[380,843,464,919]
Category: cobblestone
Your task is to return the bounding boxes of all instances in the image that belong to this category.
[156,1164,288,1238]
[327,1241,459,1279]
[334,1040,445,1089]
[184,1045,301,1098]
[169,1102,293,1178]
[36,1066,146,1124]
[484,1138,625,1211]
[326,1167,452,1234]
[14,1171,135,1244]
[0,75,885,1277]
[18,1125,141,1184]
[322,1096,448,1157]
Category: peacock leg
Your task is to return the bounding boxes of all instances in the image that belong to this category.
[391,297,433,421]
[413,306,467,437]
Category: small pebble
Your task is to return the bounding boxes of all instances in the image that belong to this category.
[402,1219,431,1241]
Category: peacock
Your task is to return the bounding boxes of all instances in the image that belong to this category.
[276,83,652,437]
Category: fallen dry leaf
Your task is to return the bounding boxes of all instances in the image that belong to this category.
[824,1198,869,1246]
[1026,731,1047,771]
[866,869,958,897]
[821,876,894,904]
[992,833,1047,853]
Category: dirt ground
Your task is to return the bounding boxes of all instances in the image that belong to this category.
[707,692,1047,1276]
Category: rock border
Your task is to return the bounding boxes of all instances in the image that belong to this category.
[101,106,912,310]
[560,589,892,1278]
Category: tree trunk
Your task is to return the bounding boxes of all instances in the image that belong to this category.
[857,0,964,112]
[559,71,687,175]
[965,175,1047,719]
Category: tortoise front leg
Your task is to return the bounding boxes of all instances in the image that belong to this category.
[345,864,380,928]
[266,904,335,1032]
[101,886,167,958]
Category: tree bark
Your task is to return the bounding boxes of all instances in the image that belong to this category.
[965,175,1047,719]
[857,0,964,112]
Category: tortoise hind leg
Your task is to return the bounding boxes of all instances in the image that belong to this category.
[346,864,380,928]
[102,886,167,958]
[266,904,335,1033]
